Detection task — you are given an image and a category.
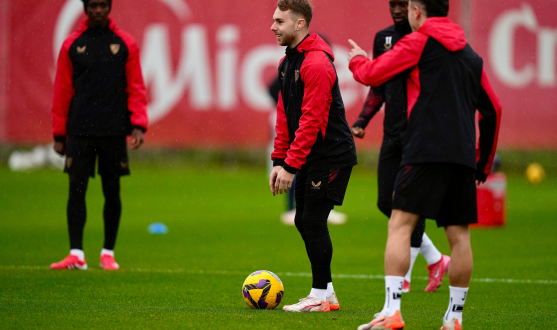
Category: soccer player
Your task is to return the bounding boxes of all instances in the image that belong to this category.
[269,0,358,312]
[50,0,148,270]
[348,0,501,328]
[351,0,449,293]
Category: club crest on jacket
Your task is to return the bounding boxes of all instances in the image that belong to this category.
[110,44,120,55]
[295,70,300,82]
[384,36,393,51]
[311,181,321,189]
[77,46,86,54]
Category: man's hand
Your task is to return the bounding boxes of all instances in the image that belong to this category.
[269,166,282,196]
[275,169,295,195]
[348,39,368,62]
[53,141,66,156]
[130,128,144,149]
[270,166,295,196]
[351,126,366,138]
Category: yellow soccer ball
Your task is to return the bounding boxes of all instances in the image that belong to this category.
[526,163,545,185]
[242,270,284,309]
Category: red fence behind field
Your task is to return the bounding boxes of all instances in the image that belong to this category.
[1,0,555,149]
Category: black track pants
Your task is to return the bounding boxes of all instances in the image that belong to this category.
[294,193,334,290]
[67,174,121,250]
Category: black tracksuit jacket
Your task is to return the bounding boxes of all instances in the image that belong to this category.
[272,34,357,174]
[350,17,502,181]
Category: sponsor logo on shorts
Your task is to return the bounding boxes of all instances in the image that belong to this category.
[311,181,321,189]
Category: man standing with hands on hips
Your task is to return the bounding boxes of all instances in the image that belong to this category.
[50,0,148,271]
[269,0,357,312]
[348,0,501,328]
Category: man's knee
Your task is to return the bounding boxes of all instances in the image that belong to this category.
[445,225,471,248]
[388,210,420,237]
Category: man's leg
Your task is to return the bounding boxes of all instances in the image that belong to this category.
[358,209,419,329]
[404,217,425,291]
[422,231,451,292]
[285,194,333,311]
[442,225,472,328]
[301,198,334,298]
[293,196,334,302]
[97,137,128,270]
[67,173,89,252]
[385,210,420,277]
[51,137,95,270]
[50,172,90,270]
[383,210,419,315]
[101,175,121,252]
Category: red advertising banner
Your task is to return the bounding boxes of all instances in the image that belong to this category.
[2,0,472,149]
[471,0,557,148]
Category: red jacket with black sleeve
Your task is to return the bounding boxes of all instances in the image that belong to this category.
[272,34,357,174]
[52,18,148,141]
[349,17,502,181]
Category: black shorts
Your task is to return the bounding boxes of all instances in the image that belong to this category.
[392,163,477,227]
[296,166,353,206]
[64,136,130,178]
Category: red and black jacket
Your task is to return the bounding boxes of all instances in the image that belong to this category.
[349,18,502,181]
[272,34,357,174]
[52,18,148,141]
[353,23,412,141]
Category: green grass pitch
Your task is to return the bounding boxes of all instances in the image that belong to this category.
[0,164,556,329]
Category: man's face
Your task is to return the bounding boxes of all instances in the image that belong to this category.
[271,8,298,47]
[389,0,409,26]
[87,0,110,27]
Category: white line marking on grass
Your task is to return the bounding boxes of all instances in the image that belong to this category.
[1,265,556,285]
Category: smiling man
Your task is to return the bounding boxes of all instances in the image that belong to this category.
[269,0,357,313]
[50,0,148,271]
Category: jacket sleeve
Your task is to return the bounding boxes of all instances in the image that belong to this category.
[125,40,148,132]
[282,53,336,174]
[475,69,502,182]
[353,86,385,129]
[349,33,428,87]
[51,41,75,141]
[271,90,290,167]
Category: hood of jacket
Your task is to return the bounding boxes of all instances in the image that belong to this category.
[295,33,335,61]
[418,17,466,52]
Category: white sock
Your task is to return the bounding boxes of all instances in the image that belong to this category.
[381,276,404,317]
[100,248,114,257]
[420,233,442,265]
[309,288,327,302]
[444,286,468,324]
[326,282,334,297]
[404,247,420,283]
[70,249,85,261]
